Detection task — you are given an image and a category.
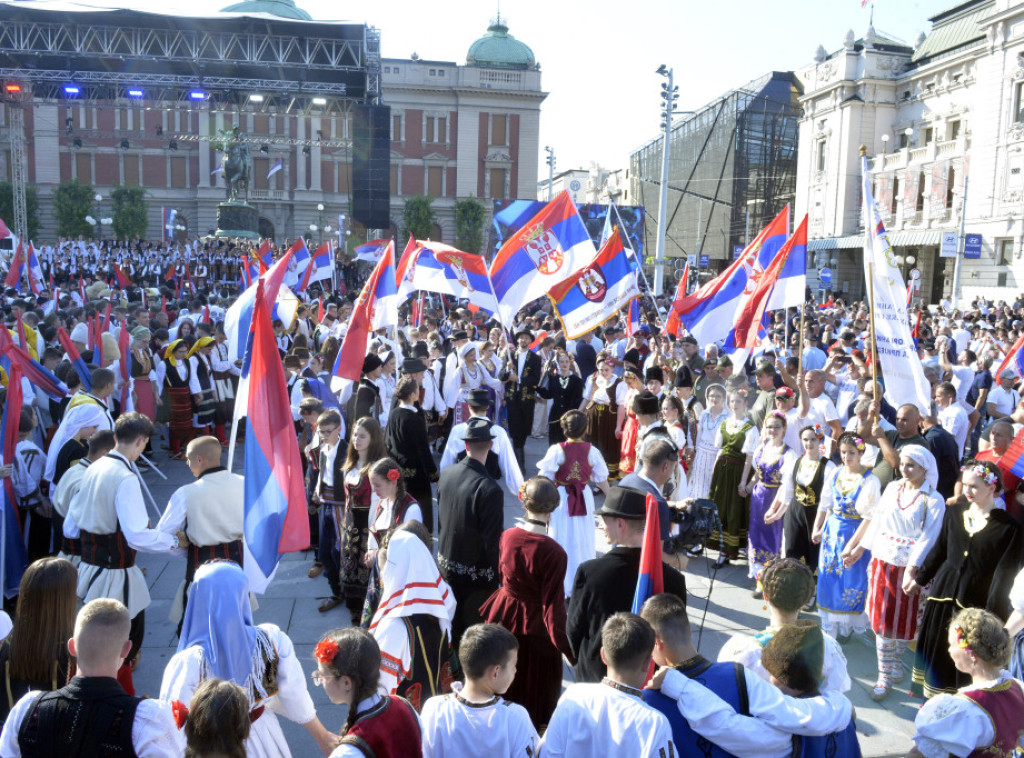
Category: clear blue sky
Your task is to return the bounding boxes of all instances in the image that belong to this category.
[120,0,954,174]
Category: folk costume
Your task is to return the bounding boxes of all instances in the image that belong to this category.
[502,338,542,475]
[778,453,837,574]
[911,674,1024,757]
[186,338,217,433]
[332,693,423,758]
[160,563,318,758]
[159,340,196,458]
[747,440,796,580]
[420,682,538,758]
[708,417,758,560]
[535,367,584,445]
[384,401,438,534]
[691,404,730,499]
[716,627,851,694]
[581,370,627,480]
[439,402,523,496]
[361,490,422,626]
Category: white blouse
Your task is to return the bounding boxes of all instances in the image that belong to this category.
[819,468,881,518]
[713,417,759,456]
[912,674,1024,758]
[777,456,837,512]
[860,480,945,567]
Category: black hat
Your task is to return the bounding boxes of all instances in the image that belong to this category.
[595,486,647,520]
[632,390,660,415]
[461,416,496,441]
[411,342,430,359]
[761,620,824,695]
[467,388,491,407]
[401,357,427,375]
[673,366,694,389]
[644,366,664,385]
[623,348,641,369]
[452,329,469,341]
[514,327,534,342]
[362,353,383,374]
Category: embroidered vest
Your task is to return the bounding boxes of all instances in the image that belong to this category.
[718,420,753,463]
[962,680,1024,757]
[556,442,592,517]
[164,359,191,389]
[830,472,868,520]
[341,696,423,758]
[793,458,828,509]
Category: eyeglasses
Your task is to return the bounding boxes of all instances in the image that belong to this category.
[311,671,338,686]
[319,426,339,435]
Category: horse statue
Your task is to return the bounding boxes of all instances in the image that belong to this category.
[222,127,251,204]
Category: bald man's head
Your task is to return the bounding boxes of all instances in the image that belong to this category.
[186,436,224,477]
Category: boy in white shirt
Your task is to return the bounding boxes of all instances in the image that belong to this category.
[420,623,537,758]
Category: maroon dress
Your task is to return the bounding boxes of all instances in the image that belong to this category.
[480,527,574,730]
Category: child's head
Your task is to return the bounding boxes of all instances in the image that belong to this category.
[183,678,250,758]
[761,558,815,614]
[519,476,559,516]
[640,593,691,667]
[599,612,656,678]
[760,619,824,696]
[314,627,381,733]
[458,623,519,695]
[949,608,1012,672]
[18,407,35,437]
[559,410,588,440]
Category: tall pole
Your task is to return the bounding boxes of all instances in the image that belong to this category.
[952,175,968,311]
[544,146,555,202]
[655,65,677,297]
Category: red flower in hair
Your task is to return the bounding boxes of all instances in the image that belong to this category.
[170,700,189,730]
[315,638,339,665]
[387,468,400,482]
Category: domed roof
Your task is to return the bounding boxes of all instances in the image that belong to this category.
[220,0,312,20]
[466,16,536,70]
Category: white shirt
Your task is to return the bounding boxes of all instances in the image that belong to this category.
[937,402,969,459]
[912,674,1024,758]
[540,682,674,758]
[718,627,851,694]
[421,682,538,758]
[987,385,1020,417]
[655,666,853,758]
[0,686,184,757]
[440,416,523,496]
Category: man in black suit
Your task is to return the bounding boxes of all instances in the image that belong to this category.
[346,353,383,426]
[502,327,542,475]
[567,486,687,683]
[385,374,438,534]
[437,417,505,650]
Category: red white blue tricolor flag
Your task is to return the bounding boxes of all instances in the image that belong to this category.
[489,190,598,328]
[396,238,500,315]
[267,158,283,179]
[333,240,399,382]
[239,280,310,586]
[224,244,300,362]
[0,362,27,595]
[631,493,664,614]
[299,242,334,292]
[548,227,640,339]
[354,238,391,263]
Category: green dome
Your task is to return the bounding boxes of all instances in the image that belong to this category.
[220,0,312,20]
[467,17,536,70]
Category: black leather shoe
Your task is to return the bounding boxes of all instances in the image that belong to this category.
[713,554,730,569]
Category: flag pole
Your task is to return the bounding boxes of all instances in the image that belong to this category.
[613,204,667,326]
[866,261,880,425]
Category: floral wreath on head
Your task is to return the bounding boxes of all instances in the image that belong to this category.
[518,483,529,501]
[961,463,999,487]
[810,424,826,441]
[952,624,971,653]
[315,638,339,665]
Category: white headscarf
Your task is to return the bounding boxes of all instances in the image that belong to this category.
[369,530,456,637]
[898,444,938,491]
[44,404,110,483]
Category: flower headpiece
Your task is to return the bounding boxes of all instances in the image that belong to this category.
[314,638,340,665]
[953,624,971,652]
[852,437,866,451]
[811,424,825,441]
[171,700,189,730]
[961,463,999,487]
[769,410,787,421]
[387,468,401,482]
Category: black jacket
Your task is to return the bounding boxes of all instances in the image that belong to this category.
[436,456,504,591]
[567,546,687,683]
[385,405,437,485]
[346,378,381,426]
[502,349,543,405]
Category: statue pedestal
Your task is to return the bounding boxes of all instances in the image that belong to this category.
[215,202,259,240]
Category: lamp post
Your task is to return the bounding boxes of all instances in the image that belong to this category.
[654,63,678,297]
[544,146,555,201]
[881,134,890,154]
[93,193,104,240]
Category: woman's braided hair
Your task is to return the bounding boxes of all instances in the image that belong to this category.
[761,558,815,613]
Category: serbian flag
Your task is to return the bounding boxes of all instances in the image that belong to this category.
[240,256,252,289]
[490,191,599,328]
[267,158,283,179]
[224,246,301,362]
[732,217,808,349]
[164,264,176,283]
[162,207,177,243]
[397,238,500,315]
[299,242,333,292]
[92,316,104,366]
[4,242,23,291]
[282,238,311,291]
[201,305,211,325]
[529,331,548,352]
[238,280,310,588]
[160,295,167,316]
[1000,428,1024,481]
[0,325,68,401]
[0,217,11,241]
[0,361,28,596]
[817,298,834,311]
[631,492,664,616]
[548,227,640,339]
[25,243,44,296]
[671,207,790,347]
[118,321,132,412]
[665,267,689,338]
[995,331,1024,378]
[57,327,91,391]
[626,298,641,335]
[43,288,61,316]
[333,241,399,382]
[78,278,87,304]
[354,239,391,263]
[248,240,273,282]
[14,315,27,360]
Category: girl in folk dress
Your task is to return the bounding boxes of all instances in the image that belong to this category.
[444,343,502,426]
[689,383,729,500]
[708,388,759,567]
[361,457,423,626]
[617,370,644,476]
[187,337,217,436]
[536,411,611,597]
[909,608,1024,757]
[660,395,690,469]
[477,340,505,421]
[128,327,158,422]
[743,411,796,592]
[535,350,584,446]
[579,357,628,480]
[158,339,195,459]
[812,432,881,640]
[858,445,943,699]
[375,351,398,429]
[905,459,1024,699]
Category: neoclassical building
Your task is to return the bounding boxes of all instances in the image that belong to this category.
[796,0,1024,304]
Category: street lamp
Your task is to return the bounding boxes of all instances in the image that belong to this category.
[654,64,678,296]
[314,203,326,245]
[544,146,555,201]
[881,134,890,154]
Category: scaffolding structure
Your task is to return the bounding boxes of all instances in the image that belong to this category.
[631,71,802,279]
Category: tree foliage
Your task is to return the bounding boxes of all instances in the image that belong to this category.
[401,195,436,242]
[0,182,40,240]
[453,196,486,255]
[53,180,96,238]
[111,185,149,239]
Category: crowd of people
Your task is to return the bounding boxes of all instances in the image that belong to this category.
[0,236,1021,756]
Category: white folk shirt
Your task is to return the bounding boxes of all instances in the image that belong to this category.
[656,666,853,758]
[718,627,851,694]
[540,682,675,758]
[911,674,1024,758]
[440,416,524,496]
[420,682,538,758]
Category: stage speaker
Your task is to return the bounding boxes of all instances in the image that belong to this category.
[352,104,392,230]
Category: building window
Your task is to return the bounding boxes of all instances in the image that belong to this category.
[123,154,140,185]
[438,69,445,77]
[393,66,400,73]
[899,130,910,149]
[170,156,187,188]
[429,69,437,76]
[425,116,446,144]
[998,238,1015,265]
[491,114,507,146]
[489,167,506,198]
[427,166,443,197]
[891,176,900,216]
[947,120,961,141]
[924,127,934,145]
[1016,81,1024,123]
[815,139,826,172]
[384,66,391,73]
[390,164,400,195]
[916,171,926,212]
[391,114,403,142]
[75,153,92,183]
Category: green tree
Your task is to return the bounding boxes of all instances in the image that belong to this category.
[401,195,436,241]
[53,180,96,238]
[0,182,41,240]
[453,196,486,254]
[110,185,149,239]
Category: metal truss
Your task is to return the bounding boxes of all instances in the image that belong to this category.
[7,102,27,238]
[364,26,382,106]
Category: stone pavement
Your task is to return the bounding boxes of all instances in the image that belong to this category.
[129,434,918,757]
